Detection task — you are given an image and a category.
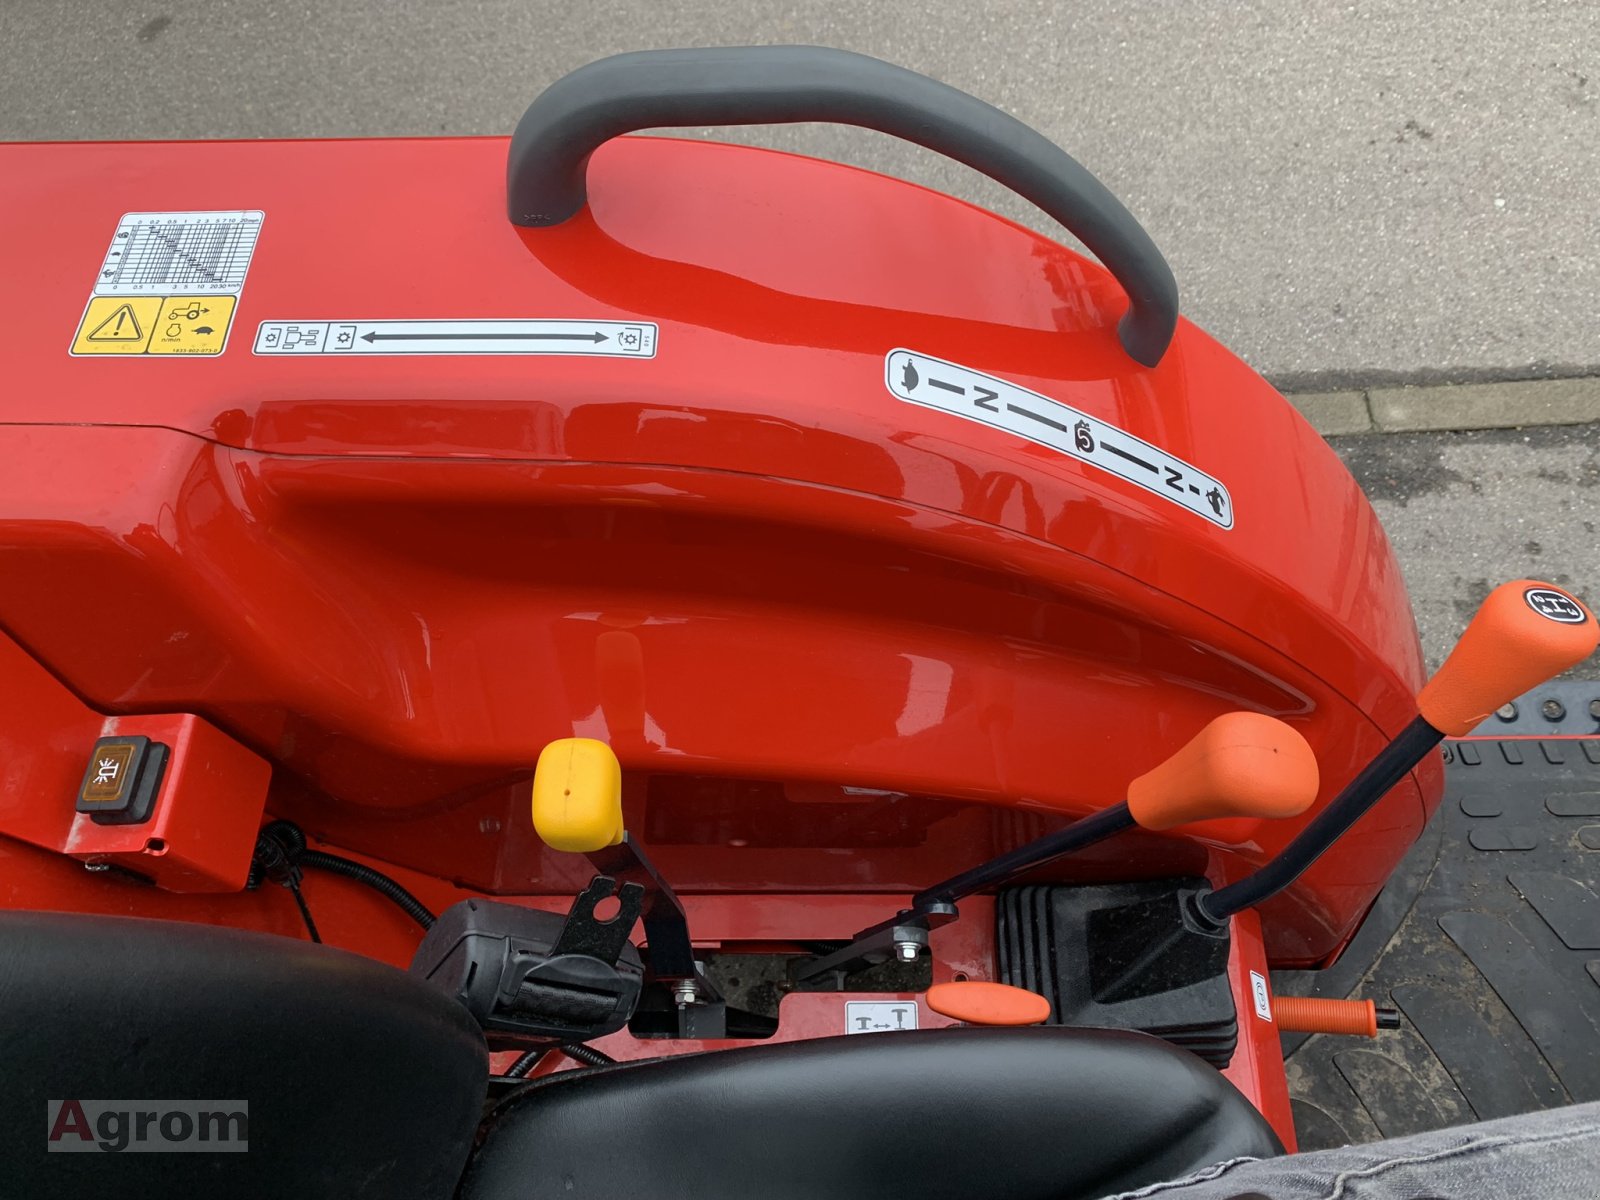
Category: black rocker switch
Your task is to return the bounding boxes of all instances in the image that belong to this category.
[76,735,169,826]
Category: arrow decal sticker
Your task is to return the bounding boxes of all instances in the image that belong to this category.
[254,319,656,358]
[359,330,610,344]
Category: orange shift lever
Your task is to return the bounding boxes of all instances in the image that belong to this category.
[902,713,1315,910]
[1126,712,1319,831]
[795,713,1321,982]
[1418,580,1598,736]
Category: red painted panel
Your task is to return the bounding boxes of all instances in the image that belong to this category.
[65,712,271,891]
[0,131,1436,964]
[0,630,270,890]
[1223,909,1297,1150]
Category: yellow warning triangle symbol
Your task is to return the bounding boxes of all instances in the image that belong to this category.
[88,303,145,341]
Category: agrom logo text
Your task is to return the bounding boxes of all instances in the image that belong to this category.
[47,1100,248,1153]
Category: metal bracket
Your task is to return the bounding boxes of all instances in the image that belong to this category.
[791,901,958,983]
[583,832,725,1037]
[550,875,645,966]
[790,806,1142,983]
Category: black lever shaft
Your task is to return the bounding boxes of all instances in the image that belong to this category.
[792,803,1137,982]
[914,802,1137,909]
[1198,715,1442,922]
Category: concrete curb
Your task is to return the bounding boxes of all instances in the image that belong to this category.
[1283,377,1600,438]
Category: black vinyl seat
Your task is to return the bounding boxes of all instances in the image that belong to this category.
[462,1026,1282,1200]
[0,911,488,1200]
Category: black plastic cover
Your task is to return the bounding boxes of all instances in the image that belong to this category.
[1000,879,1239,1067]
[462,1027,1281,1200]
[411,896,644,1048]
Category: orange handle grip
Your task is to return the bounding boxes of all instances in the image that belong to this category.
[1125,712,1319,831]
[1417,580,1598,737]
[925,981,1052,1026]
[1272,996,1378,1037]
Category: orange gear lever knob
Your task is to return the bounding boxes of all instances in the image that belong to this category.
[1417,581,1598,737]
[1125,712,1319,832]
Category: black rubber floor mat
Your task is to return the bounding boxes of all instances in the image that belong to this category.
[1273,736,1600,1149]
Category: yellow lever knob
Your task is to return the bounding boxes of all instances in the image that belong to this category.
[531,738,625,853]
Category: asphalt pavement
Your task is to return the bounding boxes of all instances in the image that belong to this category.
[3,0,1597,676]
[4,0,1597,389]
[1333,424,1600,677]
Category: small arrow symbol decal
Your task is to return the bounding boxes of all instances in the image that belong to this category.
[360,330,608,344]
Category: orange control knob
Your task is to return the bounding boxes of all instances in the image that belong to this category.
[926,980,1051,1026]
[1125,712,1319,832]
[1418,580,1598,737]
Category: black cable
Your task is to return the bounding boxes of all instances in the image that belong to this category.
[250,820,437,934]
[504,1042,617,1079]
[298,849,436,931]
[504,1048,553,1078]
[250,820,321,942]
[561,1043,617,1068]
[798,940,848,955]
[288,882,322,944]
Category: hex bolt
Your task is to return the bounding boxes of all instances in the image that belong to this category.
[673,980,698,1008]
[893,940,920,963]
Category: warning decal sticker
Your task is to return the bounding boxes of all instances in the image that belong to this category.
[885,349,1234,530]
[252,318,657,358]
[70,210,263,357]
[1250,970,1274,1021]
[72,299,160,355]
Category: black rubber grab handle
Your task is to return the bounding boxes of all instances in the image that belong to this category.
[507,46,1179,367]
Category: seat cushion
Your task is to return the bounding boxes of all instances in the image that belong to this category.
[462,1027,1282,1200]
[0,911,487,1200]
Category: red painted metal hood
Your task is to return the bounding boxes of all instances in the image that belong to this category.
[0,133,1436,962]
